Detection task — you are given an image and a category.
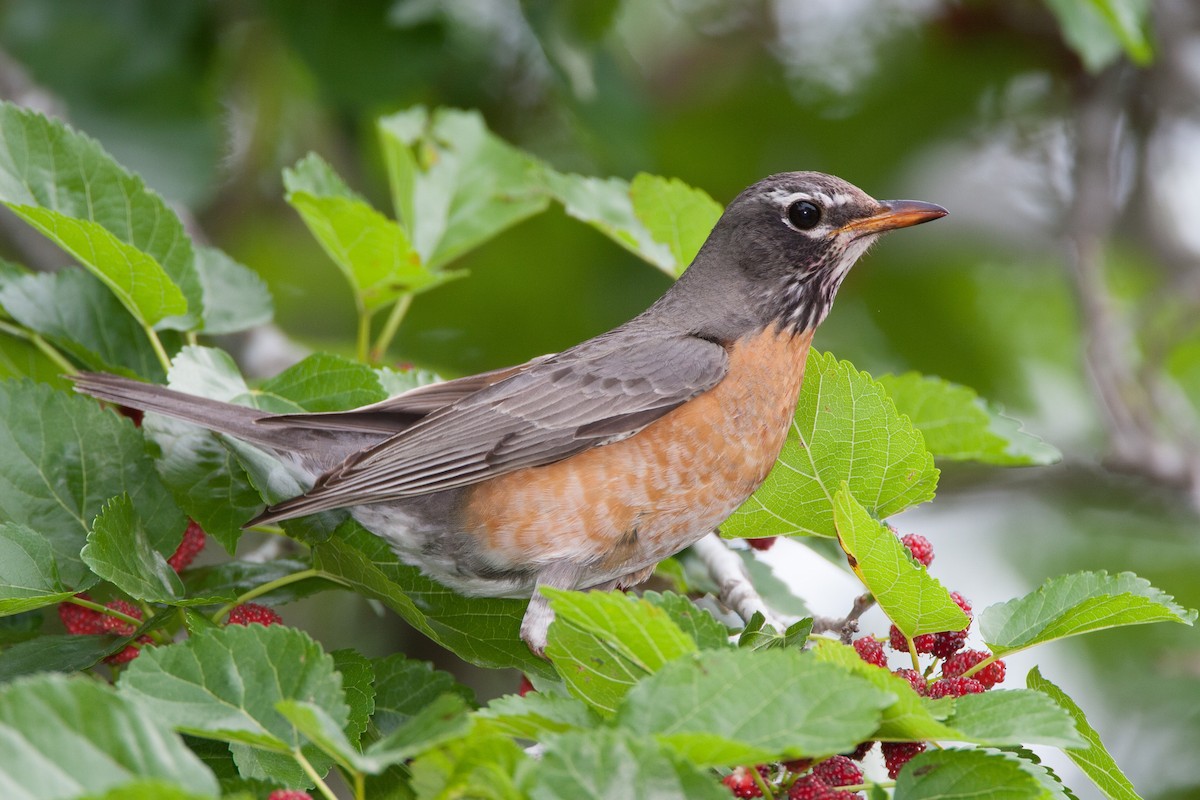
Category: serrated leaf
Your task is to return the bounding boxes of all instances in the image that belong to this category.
[628,173,722,275]
[941,690,1084,749]
[0,102,202,329]
[980,571,1197,657]
[1027,667,1141,800]
[371,652,475,736]
[895,747,1067,799]
[259,352,386,412]
[833,485,968,639]
[0,673,218,800]
[523,728,730,800]
[616,647,893,765]
[284,153,451,313]
[378,106,549,271]
[544,171,675,274]
[726,350,938,539]
[0,522,76,614]
[0,379,185,587]
[117,624,348,760]
[1043,0,1153,72]
[82,494,185,603]
[332,649,374,746]
[641,591,731,650]
[311,523,551,676]
[479,692,602,740]
[737,613,812,651]
[192,247,273,335]
[879,372,1060,465]
[544,588,698,716]
[77,781,222,800]
[0,269,168,380]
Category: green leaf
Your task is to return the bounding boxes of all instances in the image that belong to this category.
[117,625,348,763]
[544,588,698,715]
[378,106,550,271]
[181,559,336,606]
[78,782,222,800]
[0,610,43,645]
[479,692,602,740]
[332,649,374,746]
[0,673,218,800]
[259,352,386,412]
[0,102,202,329]
[82,494,186,603]
[833,486,968,639]
[544,171,675,274]
[980,571,1197,657]
[628,173,722,275]
[640,591,731,650]
[0,634,126,681]
[616,647,893,765]
[0,522,76,614]
[894,747,1068,799]
[0,379,186,587]
[141,346,277,552]
[1027,667,1142,800]
[1043,0,1153,72]
[409,725,527,800]
[879,372,1060,465]
[372,653,475,736]
[284,153,451,313]
[0,268,168,380]
[311,523,551,676]
[941,689,1084,749]
[736,613,812,651]
[192,247,273,335]
[0,327,70,389]
[726,350,938,539]
[523,728,730,800]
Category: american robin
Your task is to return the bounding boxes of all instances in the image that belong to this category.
[73,172,946,653]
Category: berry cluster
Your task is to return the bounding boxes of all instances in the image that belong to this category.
[227,603,284,626]
[722,758,865,800]
[57,593,152,666]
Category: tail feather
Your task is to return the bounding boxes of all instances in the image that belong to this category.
[71,372,290,452]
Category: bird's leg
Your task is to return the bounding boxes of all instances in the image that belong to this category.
[521,562,583,657]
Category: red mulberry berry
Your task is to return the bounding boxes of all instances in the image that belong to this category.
[168,520,206,572]
[268,792,314,800]
[102,600,142,636]
[892,668,926,695]
[843,741,875,761]
[889,625,934,654]
[881,741,926,778]
[787,775,829,800]
[900,533,934,567]
[813,755,861,787]
[928,676,985,698]
[949,592,972,618]
[721,766,764,798]
[58,594,104,635]
[783,758,812,772]
[747,537,776,551]
[227,603,283,626]
[852,636,886,668]
[518,675,535,696]
[942,650,1006,688]
[930,629,968,659]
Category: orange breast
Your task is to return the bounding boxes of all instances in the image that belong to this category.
[461,324,814,580]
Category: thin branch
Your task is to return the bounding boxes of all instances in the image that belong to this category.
[690,533,785,631]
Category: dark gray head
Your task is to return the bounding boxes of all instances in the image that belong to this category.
[665,171,946,339]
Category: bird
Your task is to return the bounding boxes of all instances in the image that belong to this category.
[73,171,946,654]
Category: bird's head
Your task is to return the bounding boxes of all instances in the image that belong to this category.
[689,172,946,335]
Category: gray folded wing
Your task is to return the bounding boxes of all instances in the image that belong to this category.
[253,332,728,522]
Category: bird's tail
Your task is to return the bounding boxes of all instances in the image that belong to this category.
[72,372,294,453]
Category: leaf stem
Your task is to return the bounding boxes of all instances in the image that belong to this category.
[0,320,78,374]
[907,637,920,673]
[355,301,371,364]
[210,567,324,623]
[750,766,775,800]
[960,652,1000,681]
[371,293,413,363]
[143,324,173,372]
[68,595,144,629]
[354,769,365,800]
[293,748,338,800]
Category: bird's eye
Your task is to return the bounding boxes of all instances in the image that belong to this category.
[786,200,822,231]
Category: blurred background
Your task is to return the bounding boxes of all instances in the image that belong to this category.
[0,0,1197,796]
